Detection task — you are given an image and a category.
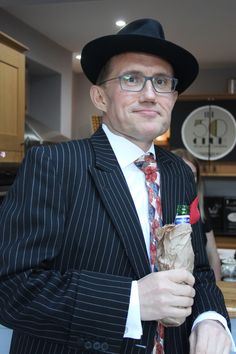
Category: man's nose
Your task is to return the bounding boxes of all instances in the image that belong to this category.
[140,78,157,100]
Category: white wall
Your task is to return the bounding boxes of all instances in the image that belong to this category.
[72,73,101,139]
[0,9,73,138]
[29,73,61,131]
[187,67,236,95]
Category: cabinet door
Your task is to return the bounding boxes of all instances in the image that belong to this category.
[0,41,25,163]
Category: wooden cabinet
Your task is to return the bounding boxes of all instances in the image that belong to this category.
[215,236,236,250]
[0,32,28,164]
[200,161,236,177]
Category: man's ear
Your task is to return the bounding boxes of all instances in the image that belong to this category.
[90,85,107,112]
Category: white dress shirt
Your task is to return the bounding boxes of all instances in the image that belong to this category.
[102,124,235,350]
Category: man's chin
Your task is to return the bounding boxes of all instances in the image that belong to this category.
[143,129,169,141]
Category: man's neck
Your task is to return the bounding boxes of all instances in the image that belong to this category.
[102,123,153,152]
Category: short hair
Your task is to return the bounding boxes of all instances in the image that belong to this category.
[96,58,113,85]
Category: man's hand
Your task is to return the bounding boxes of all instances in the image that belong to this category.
[189,319,232,354]
[137,268,195,321]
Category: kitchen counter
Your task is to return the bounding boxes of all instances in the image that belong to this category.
[217,281,236,318]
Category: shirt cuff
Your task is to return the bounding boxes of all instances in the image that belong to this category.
[192,311,236,352]
[124,281,143,339]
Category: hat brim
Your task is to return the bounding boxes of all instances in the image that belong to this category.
[81,34,199,94]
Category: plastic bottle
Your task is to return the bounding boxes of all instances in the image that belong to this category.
[174,204,190,224]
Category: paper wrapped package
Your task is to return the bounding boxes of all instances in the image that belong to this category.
[156,223,194,327]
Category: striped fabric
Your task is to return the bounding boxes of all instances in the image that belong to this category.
[0,127,230,354]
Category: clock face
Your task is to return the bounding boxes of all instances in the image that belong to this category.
[181,105,236,160]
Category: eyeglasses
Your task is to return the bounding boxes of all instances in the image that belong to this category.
[98,72,178,93]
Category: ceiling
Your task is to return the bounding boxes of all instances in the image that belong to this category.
[1,0,236,73]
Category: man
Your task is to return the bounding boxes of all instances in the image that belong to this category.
[0,18,234,354]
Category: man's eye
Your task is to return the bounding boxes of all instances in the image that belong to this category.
[123,74,140,84]
[155,77,167,86]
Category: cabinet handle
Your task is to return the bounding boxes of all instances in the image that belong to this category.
[0,151,7,158]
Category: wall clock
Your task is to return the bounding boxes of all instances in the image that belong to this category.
[181,105,236,160]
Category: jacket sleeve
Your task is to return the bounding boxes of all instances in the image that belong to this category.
[0,146,131,352]
[182,163,231,329]
[191,219,231,328]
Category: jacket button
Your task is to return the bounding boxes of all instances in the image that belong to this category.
[84,341,92,349]
[93,341,101,350]
[101,342,109,351]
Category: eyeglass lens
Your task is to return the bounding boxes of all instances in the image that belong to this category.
[120,73,177,93]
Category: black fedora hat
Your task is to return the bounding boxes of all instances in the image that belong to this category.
[81,18,199,94]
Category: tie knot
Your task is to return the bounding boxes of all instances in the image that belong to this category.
[134,153,157,176]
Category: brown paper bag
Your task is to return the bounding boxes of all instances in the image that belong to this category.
[156,223,194,327]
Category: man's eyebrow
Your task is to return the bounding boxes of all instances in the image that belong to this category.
[120,70,141,75]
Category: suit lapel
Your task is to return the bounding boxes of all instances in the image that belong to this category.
[155,146,183,225]
[90,128,150,278]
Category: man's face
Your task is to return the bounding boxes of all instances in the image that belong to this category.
[92,52,178,150]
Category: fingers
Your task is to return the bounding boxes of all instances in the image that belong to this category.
[137,269,195,321]
[168,292,194,308]
[166,268,195,286]
[161,300,193,319]
[170,279,196,298]
[153,269,196,299]
[138,270,195,299]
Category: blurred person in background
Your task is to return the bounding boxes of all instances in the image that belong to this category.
[172,148,222,281]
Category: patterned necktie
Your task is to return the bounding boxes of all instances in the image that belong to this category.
[134,153,162,271]
[134,153,164,354]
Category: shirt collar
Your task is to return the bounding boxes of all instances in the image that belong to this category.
[102,123,155,168]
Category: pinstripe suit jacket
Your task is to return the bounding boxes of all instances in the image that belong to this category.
[0,127,230,354]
